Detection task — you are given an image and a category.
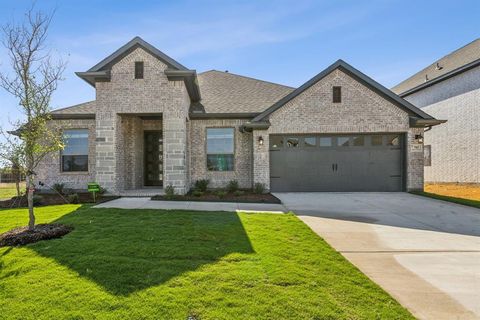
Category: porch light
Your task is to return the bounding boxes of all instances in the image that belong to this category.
[415,134,423,144]
[258,136,264,146]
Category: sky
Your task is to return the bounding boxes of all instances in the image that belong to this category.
[0,0,479,132]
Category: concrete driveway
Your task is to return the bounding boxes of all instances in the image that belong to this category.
[275,192,480,320]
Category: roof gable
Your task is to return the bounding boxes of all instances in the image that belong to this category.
[252,59,434,123]
[88,36,187,72]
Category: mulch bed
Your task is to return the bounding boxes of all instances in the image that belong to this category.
[0,193,119,208]
[0,223,73,247]
[152,192,281,204]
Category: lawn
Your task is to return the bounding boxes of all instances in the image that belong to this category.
[0,205,413,319]
[414,183,480,209]
[0,182,20,200]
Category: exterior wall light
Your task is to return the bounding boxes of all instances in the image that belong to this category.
[415,134,423,144]
[258,136,264,146]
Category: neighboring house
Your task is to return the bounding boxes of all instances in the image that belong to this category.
[37,37,443,195]
[392,38,480,184]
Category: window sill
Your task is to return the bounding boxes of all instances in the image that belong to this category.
[59,171,90,175]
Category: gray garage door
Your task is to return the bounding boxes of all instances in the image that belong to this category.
[270,134,404,192]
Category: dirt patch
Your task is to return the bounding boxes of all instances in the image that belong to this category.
[0,223,73,247]
[152,192,281,204]
[0,193,119,208]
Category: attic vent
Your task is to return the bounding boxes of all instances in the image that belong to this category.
[435,62,443,70]
[135,61,144,79]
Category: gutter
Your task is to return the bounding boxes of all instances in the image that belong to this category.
[409,117,447,128]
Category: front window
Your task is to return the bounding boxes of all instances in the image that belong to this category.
[62,129,89,172]
[206,128,234,171]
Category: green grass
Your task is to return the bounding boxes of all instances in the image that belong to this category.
[0,205,413,319]
[412,191,480,209]
[0,183,18,199]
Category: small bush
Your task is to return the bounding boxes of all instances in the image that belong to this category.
[253,183,265,194]
[215,189,227,199]
[194,179,210,192]
[192,190,204,197]
[226,180,239,193]
[98,187,107,195]
[67,193,79,204]
[165,184,175,199]
[52,183,65,194]
[32,195,43,206]
[234,190,245,197]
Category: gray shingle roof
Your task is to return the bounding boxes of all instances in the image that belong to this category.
[392,38,480,95]
[51,101,96,114]
[197,70,294,113]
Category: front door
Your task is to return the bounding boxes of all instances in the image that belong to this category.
[144,131,163,186]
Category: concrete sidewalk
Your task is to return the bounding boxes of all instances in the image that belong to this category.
[94,197,287,213]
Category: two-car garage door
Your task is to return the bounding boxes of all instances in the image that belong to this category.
[269,134,404,192]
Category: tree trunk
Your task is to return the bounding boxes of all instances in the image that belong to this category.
[26,174,35,231]
[15,180,20,197]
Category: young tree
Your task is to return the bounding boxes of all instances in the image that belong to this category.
[0,7,65,230]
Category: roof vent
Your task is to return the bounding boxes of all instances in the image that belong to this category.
[435,62,443,70]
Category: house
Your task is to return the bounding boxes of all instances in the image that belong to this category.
[37,37,443,195]
[392,39,479,184]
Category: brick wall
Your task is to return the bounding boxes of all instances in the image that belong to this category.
[252,68,424,191]
[189,119,253,189]
[36,119,96,190]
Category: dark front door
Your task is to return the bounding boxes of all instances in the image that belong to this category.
[144,131,163,186]
[269,134,404,192]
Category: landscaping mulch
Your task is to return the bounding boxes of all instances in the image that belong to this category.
[0,193,119,208]
[0,223,73,247]
[152,192,281,204]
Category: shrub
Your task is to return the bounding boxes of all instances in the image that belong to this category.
[52,183,65,194]
[234,190,245,197]
[67,193,79,204]
[32,195,43,206]
[98,187,107,195]
[226,180,239,193]
[215,189,227,199]
[192,190,204,197]
[165,184,175,199]
[253,183,265,194]
[194,179,210,192]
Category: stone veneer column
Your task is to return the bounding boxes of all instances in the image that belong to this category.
[252,130,270,191]
[163,112,188,195]
[406,127,425,191]
[95,112,119,193]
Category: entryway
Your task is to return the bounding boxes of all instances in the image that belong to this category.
[144,130,163,187]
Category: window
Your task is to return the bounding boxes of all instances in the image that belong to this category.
[337,136,350,147]
[206,128,234,171]
[352,136,364,146]
[387,135,400,146]
[371,135,383,146]
[135,61,144,79]
[333,86,342,103]
[286,137,299,148]
[61,129,89,172]
[270,136,284,149]
[319,137,333,147]
[304,137,316,147]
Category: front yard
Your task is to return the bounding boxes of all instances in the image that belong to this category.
[0,182,20,200]
[0,205,412,319]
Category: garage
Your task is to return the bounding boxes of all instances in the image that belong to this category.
[269,133,404,192]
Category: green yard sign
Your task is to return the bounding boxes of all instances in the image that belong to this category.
[88,182,100,202]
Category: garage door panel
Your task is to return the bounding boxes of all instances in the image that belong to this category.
[269,134,404,192]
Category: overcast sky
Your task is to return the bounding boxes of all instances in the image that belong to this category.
[1,0,479,132]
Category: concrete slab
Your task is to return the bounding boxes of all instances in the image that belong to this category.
[275,192,480,320]
[94,197,287,214]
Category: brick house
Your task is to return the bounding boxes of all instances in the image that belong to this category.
[392,38,480,184]
[37,37,443,195]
